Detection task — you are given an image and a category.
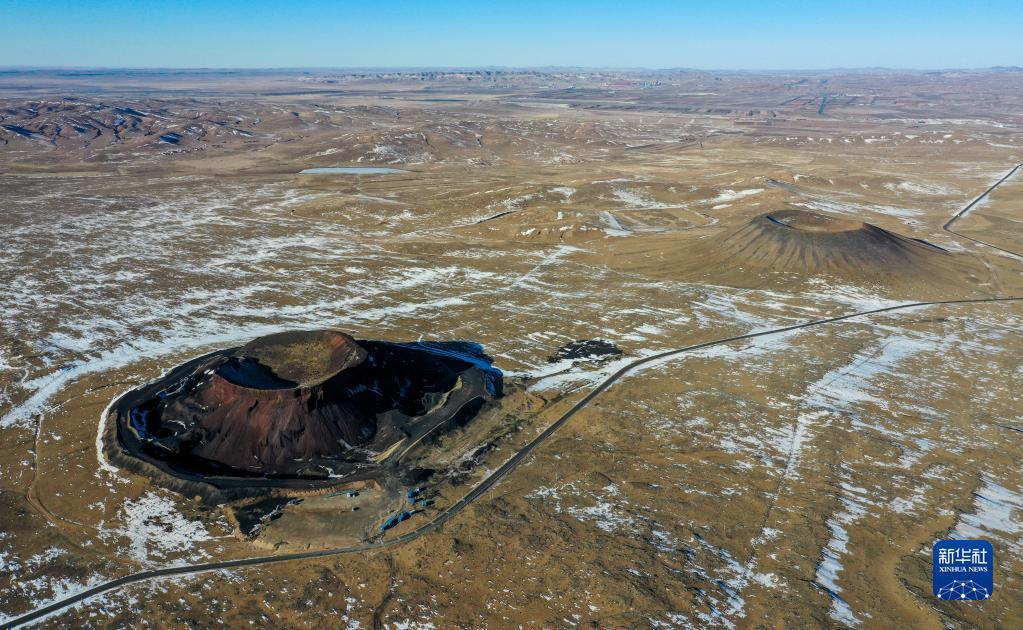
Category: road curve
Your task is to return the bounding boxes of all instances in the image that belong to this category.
[942,163,1023,259]
[4,295,1022,629]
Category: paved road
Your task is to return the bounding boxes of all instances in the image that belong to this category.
[942,163,1023,259]
[8,165,1023,627]
[4,295,1022,628]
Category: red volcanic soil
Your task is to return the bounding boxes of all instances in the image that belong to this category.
[228,329,368,387]
[112,330,502,490]
[160,331,378,474]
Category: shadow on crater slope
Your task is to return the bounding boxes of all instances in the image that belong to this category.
[672,209,991,296]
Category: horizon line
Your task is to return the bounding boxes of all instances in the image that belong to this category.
[2,64,1021,74]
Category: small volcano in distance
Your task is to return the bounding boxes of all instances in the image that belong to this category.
[108,330,502,500]
[679,209,986,296]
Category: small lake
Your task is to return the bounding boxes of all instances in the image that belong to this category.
[299,167,408,175]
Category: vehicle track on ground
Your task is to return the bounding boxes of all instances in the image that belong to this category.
[5,295,1022,629]
[942,163,1023,259]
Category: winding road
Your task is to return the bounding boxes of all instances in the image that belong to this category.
[5,164,1023,628]
[4,296,1022,628]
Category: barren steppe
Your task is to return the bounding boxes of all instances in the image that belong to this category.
[1,68,1022,628]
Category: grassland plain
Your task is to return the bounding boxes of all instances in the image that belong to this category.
[1,68,1021,628]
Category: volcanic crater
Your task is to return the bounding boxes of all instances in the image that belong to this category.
[104,329,503,503]
[678,208,986,296]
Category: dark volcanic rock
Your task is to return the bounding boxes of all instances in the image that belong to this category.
[112,330,502,491]
[549,339,623,363]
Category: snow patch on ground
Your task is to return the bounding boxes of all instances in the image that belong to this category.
[599,211,631,236]
[815,482,868,627]
[102,492,217,565]
[708,188,763,204]
[528,482,636,534]
[952,476,1023,554]
[549,186,575,200]
[611,188,678,210]
[795,198,922,220]
[883,180,958,196]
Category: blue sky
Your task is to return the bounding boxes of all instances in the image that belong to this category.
[1,0,1019,70]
